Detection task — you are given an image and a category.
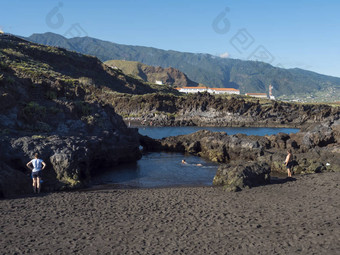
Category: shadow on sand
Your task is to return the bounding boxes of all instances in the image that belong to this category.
[270,176,297,185]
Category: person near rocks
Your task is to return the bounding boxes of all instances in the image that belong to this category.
[284,149,293,177]
[26,153,46,194]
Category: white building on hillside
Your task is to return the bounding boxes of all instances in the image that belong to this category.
[177,87,240,95]
[209,88,240,95]
[245,93,268,99]
[177,87,209,93]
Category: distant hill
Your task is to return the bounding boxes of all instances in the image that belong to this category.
[104,60,198,87]
[27,32,340,99]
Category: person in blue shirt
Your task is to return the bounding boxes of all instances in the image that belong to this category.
[26,153,46,193]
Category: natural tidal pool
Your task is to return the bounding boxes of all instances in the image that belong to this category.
[92,127,299,188]
[92,152,218,188]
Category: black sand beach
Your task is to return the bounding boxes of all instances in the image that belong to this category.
[1,172,339,254]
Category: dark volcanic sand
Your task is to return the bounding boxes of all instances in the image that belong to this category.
[0,173,339,255]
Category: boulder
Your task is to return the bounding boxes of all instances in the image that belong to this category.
[213,161,271,192]
[0,129,141,195]
[266,132,290,149]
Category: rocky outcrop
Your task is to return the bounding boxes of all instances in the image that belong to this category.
[213,161,271,192]
[141,130,267,163]
[141,121,340,186]
[0,129,140,195]
[0,162,32,197]
[0,35,142,197]
[114,93,340,127]
[0,128,141,199]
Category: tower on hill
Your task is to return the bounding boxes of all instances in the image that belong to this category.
[269,84,275,100]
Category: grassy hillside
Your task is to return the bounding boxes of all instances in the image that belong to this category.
[105,60,144,79]
[104,60,198,87]
[26,33,340,101]
[1,35,178,95]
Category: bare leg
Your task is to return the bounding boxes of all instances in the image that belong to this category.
[37,177,41,194]
[33,178,37,193]
[287,168,292,177]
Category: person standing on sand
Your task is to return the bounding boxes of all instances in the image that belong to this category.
[26,153,46,194]
[285,149,293,177]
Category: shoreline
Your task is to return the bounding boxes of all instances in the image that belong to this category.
[0,170,295,199]
[124,118,305,128]
[1,172,339,254]
[81,170,289,192]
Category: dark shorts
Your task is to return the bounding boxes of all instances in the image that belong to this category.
[32,171,42,178]
[286,162,294,169]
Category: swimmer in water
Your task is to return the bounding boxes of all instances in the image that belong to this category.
[182,159,203,166]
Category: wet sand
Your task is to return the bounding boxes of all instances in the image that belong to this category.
[0,172,339,254]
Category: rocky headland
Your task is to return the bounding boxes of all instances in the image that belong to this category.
[112,92,340,127]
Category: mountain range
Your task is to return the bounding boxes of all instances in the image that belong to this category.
[26,32,340,99]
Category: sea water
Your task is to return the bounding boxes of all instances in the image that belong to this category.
[91,152,218,188]
[92,127,299,188]
[137,126,299,139]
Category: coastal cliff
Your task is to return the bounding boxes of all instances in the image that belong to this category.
[0,35,144,197]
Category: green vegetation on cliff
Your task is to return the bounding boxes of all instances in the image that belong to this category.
[0,34,177,134]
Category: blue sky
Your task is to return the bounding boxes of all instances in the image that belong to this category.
[1,0,340,77]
